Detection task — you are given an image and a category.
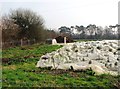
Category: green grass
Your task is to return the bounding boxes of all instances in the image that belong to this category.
[2,44,119,88]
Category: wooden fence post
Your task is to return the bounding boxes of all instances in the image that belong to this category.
[1,42,3,49]
[33,39,36,44]
[28,40,30,45]
[64,37,66,44]
[21,39,23,46]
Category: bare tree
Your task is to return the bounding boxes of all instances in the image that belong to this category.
[1,15,20,42]
[9,8,45,41]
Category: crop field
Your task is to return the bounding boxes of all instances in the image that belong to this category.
[2,44,120,88]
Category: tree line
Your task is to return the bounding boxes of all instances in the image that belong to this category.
[58,24,120,40]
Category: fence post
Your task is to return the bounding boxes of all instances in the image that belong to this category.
[64,37,66,44]
[1,42,4,49]
[21,39,23,46]
[33,39,36,44]
[28,40,30,45]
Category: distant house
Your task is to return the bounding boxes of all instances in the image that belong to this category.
[46,36,73,44]
[55,36,64,43]
[55,36,73,43]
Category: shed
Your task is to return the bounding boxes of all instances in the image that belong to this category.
[55,36,73,43]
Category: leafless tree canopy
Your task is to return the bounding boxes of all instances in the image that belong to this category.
[1,8,48,43]
[1,15,20,42]
[9,8,45,40]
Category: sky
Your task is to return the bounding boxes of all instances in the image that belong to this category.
[0,0,119,29]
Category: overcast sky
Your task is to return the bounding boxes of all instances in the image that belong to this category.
[0,0,119,29]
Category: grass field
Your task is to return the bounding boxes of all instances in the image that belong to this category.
[2,44,119,88]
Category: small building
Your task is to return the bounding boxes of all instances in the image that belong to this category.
[55,36,64,43]
[55,36,73,43]
[46,36,73,44]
